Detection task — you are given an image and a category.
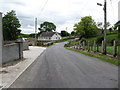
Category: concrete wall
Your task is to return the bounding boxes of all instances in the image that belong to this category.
[0,13,2,64]
[2,43,21,63]
[23,41,29,50]
[0,12,2,64]
[118,1,120,20]
[0,12,2,87]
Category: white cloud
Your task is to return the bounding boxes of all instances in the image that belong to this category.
[0,0,119,34]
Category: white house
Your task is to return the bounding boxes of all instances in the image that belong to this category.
[38,32,61,41]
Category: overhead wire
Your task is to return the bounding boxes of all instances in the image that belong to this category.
[109,0,116,24]
[37,0,49,19]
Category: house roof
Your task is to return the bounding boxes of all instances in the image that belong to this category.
[39,32,57,37]
[115,20,120,26]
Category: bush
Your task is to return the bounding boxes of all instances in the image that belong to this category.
[80,38,87,45]
[96,36,104,45]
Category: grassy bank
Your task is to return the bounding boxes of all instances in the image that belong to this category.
[66,48,120,66]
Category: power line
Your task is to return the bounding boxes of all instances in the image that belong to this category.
[34,0,49,36]
[38,0,49,18]
[109,0,115,24]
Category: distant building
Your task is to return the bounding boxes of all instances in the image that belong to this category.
[38,32,61,41]
[118,1,120,21]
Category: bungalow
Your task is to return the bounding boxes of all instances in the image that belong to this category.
[38,32,61,41]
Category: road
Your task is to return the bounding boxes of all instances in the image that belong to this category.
[10,42,118,88]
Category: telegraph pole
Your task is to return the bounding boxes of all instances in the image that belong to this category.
[103,0,107,54]
[35,18,37,39]
[66,27,67,37]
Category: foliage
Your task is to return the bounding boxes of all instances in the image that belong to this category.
[80,38,87,45]
[39,21,56,33]
[97,22,111,29]
[74,16,98,38]
[109,28,112,34]
[18,33,30,38]
[3,10,21,40]
[29,33,35,38]
[96,36,104,45]
[106,22,111,29]
[61,30,70,37]
[71,31,76,36]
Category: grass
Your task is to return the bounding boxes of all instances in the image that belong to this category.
[61,36,69,39]
[86,33,118,43]
[66,48,120,66]
[97,46,119,54]
[55,38,74,43]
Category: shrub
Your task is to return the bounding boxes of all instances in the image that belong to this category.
[96,36,104,45]
[80,38,87,45]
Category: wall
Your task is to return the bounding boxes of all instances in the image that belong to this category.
[118,1,120,20]
[2,43,23,64]
[0,12,2,64]
[23,41,29,50]
[0,12,2,87]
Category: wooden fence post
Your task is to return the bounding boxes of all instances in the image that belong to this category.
[113,40,117,57]
[83,41,85,50]
[87,41,90,52]
[97,44,99,52]
[118,43,120,60]
[102,40,104,54]
[93,41,96,52]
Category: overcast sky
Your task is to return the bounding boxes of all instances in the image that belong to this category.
[0,0,119,34]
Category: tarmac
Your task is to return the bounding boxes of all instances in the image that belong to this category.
[0,46,46,89]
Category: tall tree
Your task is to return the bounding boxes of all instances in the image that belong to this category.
[39,21,56,33]
[74,16,98,38]
[71,31,76,36]
[3,10,21,40]
[61,30,69,37]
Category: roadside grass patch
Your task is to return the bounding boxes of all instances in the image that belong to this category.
[66,48,120,66]
[55,39,74,43]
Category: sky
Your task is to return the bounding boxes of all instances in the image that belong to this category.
[0,0,120,34]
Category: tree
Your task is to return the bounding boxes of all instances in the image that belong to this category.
[61,30,69,37]
[109,27,112,34]
[97,22,103,29]
[106,22,111,29]
[39,21,56,33]
[71,31,76,36]
[74,16,98,38]
[3,10,21,40]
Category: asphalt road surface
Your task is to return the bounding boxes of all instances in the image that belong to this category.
[10,42,118,88]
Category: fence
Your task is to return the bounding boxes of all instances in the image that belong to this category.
[65,40,120,59]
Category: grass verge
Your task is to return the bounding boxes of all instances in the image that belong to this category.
[55,39,74,43]
[66,48,120,66]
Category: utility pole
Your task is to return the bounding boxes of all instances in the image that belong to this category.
[66,27,67,37]
[103,0,107,54]
[35,18,37,39]
[97,0,107,54]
